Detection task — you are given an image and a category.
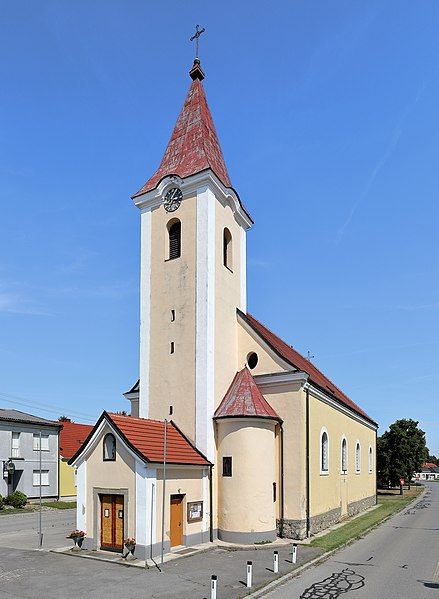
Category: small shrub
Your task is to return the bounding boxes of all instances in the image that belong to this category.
[0,495,5,510]
[6,491,27,508]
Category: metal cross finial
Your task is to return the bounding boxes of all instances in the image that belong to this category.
[190,24,205,59]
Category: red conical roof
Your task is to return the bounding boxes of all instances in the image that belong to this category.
[214,367,280,421]
[133,61,232,198]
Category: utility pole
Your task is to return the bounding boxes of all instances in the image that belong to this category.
[38,430,42,548]
[160,419,167,567]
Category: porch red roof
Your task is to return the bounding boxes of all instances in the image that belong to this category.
[60,421,93,459]
[214,367,280,421]
[108,413,210,466]
[239,310,376,425]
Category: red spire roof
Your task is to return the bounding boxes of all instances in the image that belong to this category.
[132,60,232,198]
[214,367,280,421]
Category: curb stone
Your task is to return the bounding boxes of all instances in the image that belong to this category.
[246,487,426,598]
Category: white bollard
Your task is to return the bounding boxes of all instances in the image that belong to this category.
[273,550,279,573]
[292,543,297,564]
[246,561,253,588]
[210,574,217,599]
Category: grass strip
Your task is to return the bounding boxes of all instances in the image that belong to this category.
[42,501,76,509]
[310,487,423,552]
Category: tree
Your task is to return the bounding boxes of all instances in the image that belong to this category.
[377,419,428,488]
[58,415,72,422]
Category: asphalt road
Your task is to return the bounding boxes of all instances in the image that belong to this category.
[267,482,439,599]
[0,508,76,550]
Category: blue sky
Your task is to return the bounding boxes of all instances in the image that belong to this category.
[1,2,438,453]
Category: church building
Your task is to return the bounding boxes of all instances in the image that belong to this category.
[70,57,377,556]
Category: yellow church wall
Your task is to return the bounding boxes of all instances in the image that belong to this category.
[308,393,376,522]
[213,199,242,409]
[237,320,288,375]
[263,388,307,522]
[148,195,197,440]
[59,458,76,498]
[85,424,136,543]
[154,466,208,548]
[216,419,277,542]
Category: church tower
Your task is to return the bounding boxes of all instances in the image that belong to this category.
[132,59,253,461]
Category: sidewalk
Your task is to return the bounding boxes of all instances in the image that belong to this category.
[53,542,324,597]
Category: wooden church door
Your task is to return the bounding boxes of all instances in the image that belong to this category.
[100,495,124,551]
[170,495,184,547]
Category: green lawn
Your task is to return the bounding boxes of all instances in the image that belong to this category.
[0,500,76,515]
[42,501,76,509]
[310,486,423,552]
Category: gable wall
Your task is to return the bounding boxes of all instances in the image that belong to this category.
[237,321,287,375]
[85,423,136,542]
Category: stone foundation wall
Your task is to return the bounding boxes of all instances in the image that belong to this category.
[348,494,376,517]
[277,518,307,540]
[277,494,377,540]
[309,506,342,534]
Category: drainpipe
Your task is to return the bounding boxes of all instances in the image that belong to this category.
[209,464,213,542]
[279,423,285,538]
[306,387,310,538]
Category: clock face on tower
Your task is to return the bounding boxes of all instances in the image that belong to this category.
[164,187,183,212]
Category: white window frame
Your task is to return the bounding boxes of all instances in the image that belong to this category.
[340,435,348,474]
[33,433,50,451]
[368,445,373,473]
[33,470,49,486]
[320,427,329,475]
[355,441,361,473]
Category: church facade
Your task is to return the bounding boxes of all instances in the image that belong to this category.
[70,59,377,556]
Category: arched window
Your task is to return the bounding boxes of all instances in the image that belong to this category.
[355,442,361,473]
[223,228,233,270]
[320,428,329,473]
[103,433,116,461]
[168,219,181,260]
[368,446,373,473]
[341,437,348,473]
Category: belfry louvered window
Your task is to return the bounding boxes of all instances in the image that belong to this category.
[168,220,181,260]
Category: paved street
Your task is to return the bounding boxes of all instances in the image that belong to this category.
[267,482,439,599]
[0,508,76,550]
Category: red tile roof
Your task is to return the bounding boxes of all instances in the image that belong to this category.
[214,367,280,421]
[239,310,376,425]
[60,421,93,459]
[422,462,438,470]
[107,413,210,466]
[133,62,231,198]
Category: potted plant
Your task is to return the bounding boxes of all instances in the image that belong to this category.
[124,537,136,557]
[67,529,86,550]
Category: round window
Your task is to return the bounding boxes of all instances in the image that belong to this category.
[247,352,258,369]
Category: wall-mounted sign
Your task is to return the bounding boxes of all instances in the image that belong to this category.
[187,501,203,523]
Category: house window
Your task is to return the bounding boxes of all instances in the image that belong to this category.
[223,228,233,270]
[341,437,347,473]
[222,456,232,477]
[368,446,373,473]
[355,442,361,473]
[103,433,116,461]
[12,432,20,458]
[33,470,49,486]
[168,219,181,260]
[320,429,329,473]
[33,433,49,451]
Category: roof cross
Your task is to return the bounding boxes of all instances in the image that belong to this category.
[190,24,205,59]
